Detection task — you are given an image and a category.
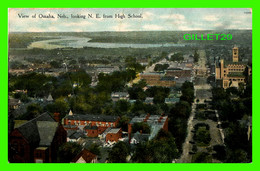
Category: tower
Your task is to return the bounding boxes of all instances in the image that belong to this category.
[233,46,239,62]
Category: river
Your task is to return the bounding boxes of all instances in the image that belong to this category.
[27,36,186,49]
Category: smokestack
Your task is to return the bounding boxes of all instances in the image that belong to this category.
[54,113,60,122]
[128,123,132,144]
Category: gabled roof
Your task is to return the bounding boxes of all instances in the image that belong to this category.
[71,149,97,163]
[65,114,119,122]
[107,128,121,134]
[37,121,59,146]
[69,131,85,140]
[15,112,57,145]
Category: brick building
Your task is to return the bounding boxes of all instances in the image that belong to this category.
[63,113,120,137]
[140,72,176,87]
[9,112,67,163]
[105,128,122,142]
[165,68,192,78]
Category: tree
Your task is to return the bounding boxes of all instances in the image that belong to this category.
[132,122,150,134]
[191,152,212,163]
[108,142,130,163]
[132,129,178,163]
[170,101,191,119]
[19,103,43,120]
[117,115,130,132]
[114,100,131,116]
[87,143,101,156]
[170,53,184,62]
[46,97,69,119]
[57,142,82,163]
[194,50,199,63]
[50,60,61,68]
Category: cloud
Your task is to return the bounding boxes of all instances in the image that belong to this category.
[160,14,185,20]
[111,23,132,31]
[142,11,155,21]
[203,15,219,21]
[142,24,163,30]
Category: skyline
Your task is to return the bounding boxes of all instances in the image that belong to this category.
[9,8,252,32]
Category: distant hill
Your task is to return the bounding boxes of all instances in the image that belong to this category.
[9,30,252,48]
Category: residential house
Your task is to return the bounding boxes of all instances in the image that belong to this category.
[71,149,97,163]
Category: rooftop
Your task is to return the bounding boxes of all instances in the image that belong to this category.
[15,112,58,146]
[107,128,121,134]
[71,149,96,163]
[65,114,119,122]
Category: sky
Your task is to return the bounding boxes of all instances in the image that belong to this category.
[9,8,252,32]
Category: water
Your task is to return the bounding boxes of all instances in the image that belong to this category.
[27,36,186,49]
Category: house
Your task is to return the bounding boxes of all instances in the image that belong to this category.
[164,97,180,104]
[105,128,122,142]
[9,98,21,110]
[71,149,97,163]
[144,97,154,104]
[67,131,85,142]
[128,114,168,143]
[111,92,129,102]
[130,131,149,145]
[9,112,67,163]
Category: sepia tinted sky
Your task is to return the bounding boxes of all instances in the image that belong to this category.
[9,8,252,32]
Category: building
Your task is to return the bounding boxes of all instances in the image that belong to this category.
[128,114,168,143]
[96,65,120,74]
[8,98,21,110]
[165,68,192,78]
[111,92,129,102]
[130,131,149,145]
[67,131,85,142]
[215,47,252,89]
[105,128,122,142]
[140,72,176,87]
[9,112,67,163]
[63,113,120,137]
[71,149,97,163]
[164,97,180,104]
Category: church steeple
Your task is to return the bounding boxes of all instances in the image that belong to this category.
[233,46,239,62]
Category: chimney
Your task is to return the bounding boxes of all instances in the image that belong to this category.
[128,123,132,144]
[54,113,60,122]
[144,113,150,122]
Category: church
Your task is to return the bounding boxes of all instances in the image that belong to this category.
[215,46,252,89]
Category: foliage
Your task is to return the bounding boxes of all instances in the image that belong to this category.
[180,81,194,104]
[154,64,169,72]
[108,142,130,163]
[132,122,150,134]
[19,103,43,120]
[170,53,184,62]
[57,142,82,163]
[194,126,211,146]
[212,145,226,161]
[132,129,178,163]
[194,50,199,63]
[87,143,101,156]
[191,152,212,163]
